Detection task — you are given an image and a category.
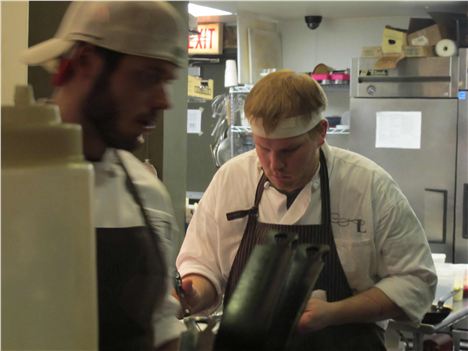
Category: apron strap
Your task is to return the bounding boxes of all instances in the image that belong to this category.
[116,151,157,236]
[253,173,269,207]
[226,207,258,221]
[226,173,267,221]
[319,149,331,233]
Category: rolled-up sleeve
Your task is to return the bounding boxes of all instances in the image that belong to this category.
[176,160,254,304]
[176,177,225,297]
[374,190,437,323]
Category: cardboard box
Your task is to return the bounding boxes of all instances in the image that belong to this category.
[428,12,465,42]
[408,18,437,33]
[407,23,442,46]
[381,26,407,54]
[361,46,383,58]
[374,53,405,69]
[404,45,434,57]
[188,75,214,100]
[407,14,463,47]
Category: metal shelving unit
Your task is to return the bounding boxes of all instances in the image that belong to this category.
[226,85,254,161]
[328,125,350,134]
[218,82,351,163]
[321,83,350,90]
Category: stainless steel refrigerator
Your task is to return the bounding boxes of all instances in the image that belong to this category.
[348,50,468,263]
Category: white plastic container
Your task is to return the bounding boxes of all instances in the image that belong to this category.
[431,253,446,264]
[1,86,98,350]
[434,263,456,307]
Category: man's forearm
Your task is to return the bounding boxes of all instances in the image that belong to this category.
[330,287,405,325]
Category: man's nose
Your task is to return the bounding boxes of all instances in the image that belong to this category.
[270,153,285,171]
[150,85,171,110]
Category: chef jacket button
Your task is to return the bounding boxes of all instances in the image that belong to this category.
[264,181,270,189]
[312,181,320,190]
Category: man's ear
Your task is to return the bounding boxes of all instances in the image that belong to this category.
[320,119,328,135]
[52,58,74,86]
[318,119,328,146]
[53,44,103,86]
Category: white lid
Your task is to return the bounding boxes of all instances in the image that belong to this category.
[1,85,84,166]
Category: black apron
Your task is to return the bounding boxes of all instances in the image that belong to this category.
[225,150,385,351]
[96,153,166,351]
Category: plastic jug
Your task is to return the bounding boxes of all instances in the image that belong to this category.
[1,86,98,350]
[434,263,456,308]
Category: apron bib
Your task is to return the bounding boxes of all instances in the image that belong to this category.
[96,153,165,351]
[225,150,385,351]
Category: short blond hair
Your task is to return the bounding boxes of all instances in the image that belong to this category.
[244,70,328,134]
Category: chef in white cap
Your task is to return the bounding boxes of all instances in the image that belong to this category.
[22,2,186,350]
[176,70,437,350]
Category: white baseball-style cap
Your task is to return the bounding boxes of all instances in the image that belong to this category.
[21,1,186,71]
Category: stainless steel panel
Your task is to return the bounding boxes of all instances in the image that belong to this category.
[354,56,455,77]
[459,49,468,90]
[351,56,459,98]
[349,98,458,260]
[326,133,350,150]
[353,82,456,98]
[455,94,468,263]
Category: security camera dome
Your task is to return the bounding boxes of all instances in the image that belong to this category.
[305,15,322,30]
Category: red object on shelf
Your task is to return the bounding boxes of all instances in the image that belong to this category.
[423,334,453,351]
[330,72,350,81]
[310,73,331,81]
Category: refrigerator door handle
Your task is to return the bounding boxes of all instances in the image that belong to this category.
[463,184,468,239]
[424,188,448,243]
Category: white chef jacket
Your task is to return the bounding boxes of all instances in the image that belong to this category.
[177,142,437,323]
[93,148,185,348]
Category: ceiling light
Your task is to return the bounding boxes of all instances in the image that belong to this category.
[188,3,232,17]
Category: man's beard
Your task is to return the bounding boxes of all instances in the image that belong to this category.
[81,72,140,152]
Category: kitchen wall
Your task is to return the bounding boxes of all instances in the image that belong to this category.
[157,2,189,250]
[237,11,281,84]
[280,16,411,71]
[186,15,421,193]
[1,1,29,104]
[187,59,233,193]
[27,1,70,100]
[279,15,413,149]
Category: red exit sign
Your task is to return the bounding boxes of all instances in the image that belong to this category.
[188,23,223,55]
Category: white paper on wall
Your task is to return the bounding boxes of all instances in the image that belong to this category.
[375,111,421,149]
[187,109,202,134]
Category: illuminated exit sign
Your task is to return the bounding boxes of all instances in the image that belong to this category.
[188,23,223,55]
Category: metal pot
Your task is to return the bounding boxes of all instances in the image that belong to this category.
[422,306,452,324]
[422,289,460,324]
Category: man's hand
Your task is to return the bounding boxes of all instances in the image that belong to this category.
[173,272,193,317]
[297,297,335,333]
[172,274,217,316]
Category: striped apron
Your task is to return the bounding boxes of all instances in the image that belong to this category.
[225,150,385,351]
